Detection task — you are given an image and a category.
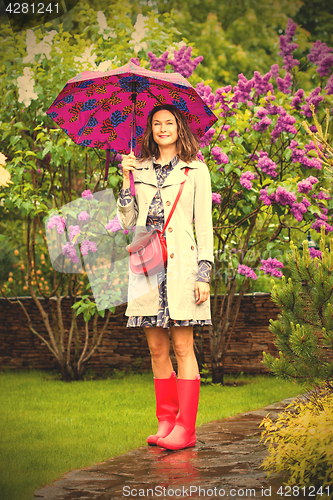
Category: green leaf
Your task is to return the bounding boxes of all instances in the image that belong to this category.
[284,149,292,161]
[242,204,252,215]
[83,311,91,322]
[224,164,233,175]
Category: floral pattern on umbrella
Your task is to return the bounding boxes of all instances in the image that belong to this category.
[46,61,218,156]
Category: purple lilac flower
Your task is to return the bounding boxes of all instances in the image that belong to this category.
[196,82,216,108]
[249,152,259,162]
[260,258,284,278]
[255,107,268,119]
[305,140,323,153]
[317,54,333,77]
[229,130,240,140]
[317,191,331,200]
[240,171,256,190]
[325,74,333,95]
[197,151,205,162]
[214,85,233,114]
[297,176,318,194]
[301,156,322,170]
[291,89,304,109]
[279,19,300,71]
[277,72,292,94]
[291,148,306,163]
[270,64,279,78]
[238,264,257,280]
[312,216,333,234]
[275,186,297,206]
[106,217,122,232]
[253,71,273,96]
[62,242,79,264]
[315,212,328,222]
[257,156,278,177]
[253,116,271,132]
[301,87,324,117]
[233,74,254,104]
[148,51,169,72]
[285,18,297,42]
[309,125,317,133]
[265,103,280,115]
[199,128,215,148]
[211,147,229,165]
[290,197,311,221]
[308,40,333,65]
[69,225,81,244]
[283,54,300,72]
[80,239,98,256]
[47,215,66,234]
[271,111,297,139]
[212,193,221,204]
[318,205,328,215]
[221,124,231,132]
[168,45,203,78]
[259,187,276,206]
[114,153,123,162]
[130,57,140,66]
[309,248,322,259]
[82,189,93,200]
[78,211,90,221]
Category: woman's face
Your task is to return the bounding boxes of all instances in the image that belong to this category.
[152,109,178,149]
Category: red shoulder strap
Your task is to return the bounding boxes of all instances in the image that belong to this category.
[162,167,189,234]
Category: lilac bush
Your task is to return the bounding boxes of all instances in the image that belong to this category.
[144,22,333,382]
[145,25,332,316]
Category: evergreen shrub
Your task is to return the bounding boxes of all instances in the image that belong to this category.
[260,382,333,496]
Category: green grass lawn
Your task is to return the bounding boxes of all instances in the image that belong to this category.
[0,369,304,500]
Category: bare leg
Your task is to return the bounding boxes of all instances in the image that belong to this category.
[170,326,199,379]
[144,327,174,379]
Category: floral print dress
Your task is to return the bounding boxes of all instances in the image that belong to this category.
[118,156,212,328]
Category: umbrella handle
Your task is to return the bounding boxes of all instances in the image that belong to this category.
[129,170,135,196]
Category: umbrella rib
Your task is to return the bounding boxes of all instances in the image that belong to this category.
[145,88,166,105]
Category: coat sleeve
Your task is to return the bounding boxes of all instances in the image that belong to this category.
[194,162,214,263]
[117,193,139,230]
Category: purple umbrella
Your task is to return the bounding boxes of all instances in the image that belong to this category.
[46,61,218,194]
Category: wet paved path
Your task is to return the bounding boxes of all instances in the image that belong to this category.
[34,396,312,500]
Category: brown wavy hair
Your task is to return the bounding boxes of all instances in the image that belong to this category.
[139,104,199,163]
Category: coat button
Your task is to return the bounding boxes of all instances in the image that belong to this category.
[166,200,171,206]
[170,253,174,258]
[168,227,173,232]
[191,246,195,250]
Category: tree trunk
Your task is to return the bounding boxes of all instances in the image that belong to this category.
[211,354,224,384]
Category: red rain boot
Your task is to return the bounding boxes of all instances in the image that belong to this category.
[157,374,200,450]
[146,371,179,446]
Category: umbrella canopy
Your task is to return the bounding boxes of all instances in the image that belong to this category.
[46,61,218,157]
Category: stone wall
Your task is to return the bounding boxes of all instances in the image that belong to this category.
[0,293,280,375]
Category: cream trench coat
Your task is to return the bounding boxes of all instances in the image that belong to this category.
[116,157,214,320]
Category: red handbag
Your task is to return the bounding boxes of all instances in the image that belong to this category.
[126,167,189,276]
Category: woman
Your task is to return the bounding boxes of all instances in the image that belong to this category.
[117,104,214,450]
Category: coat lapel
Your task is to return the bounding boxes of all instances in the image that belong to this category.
[162,159,198,187]
[133,158,199,188]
